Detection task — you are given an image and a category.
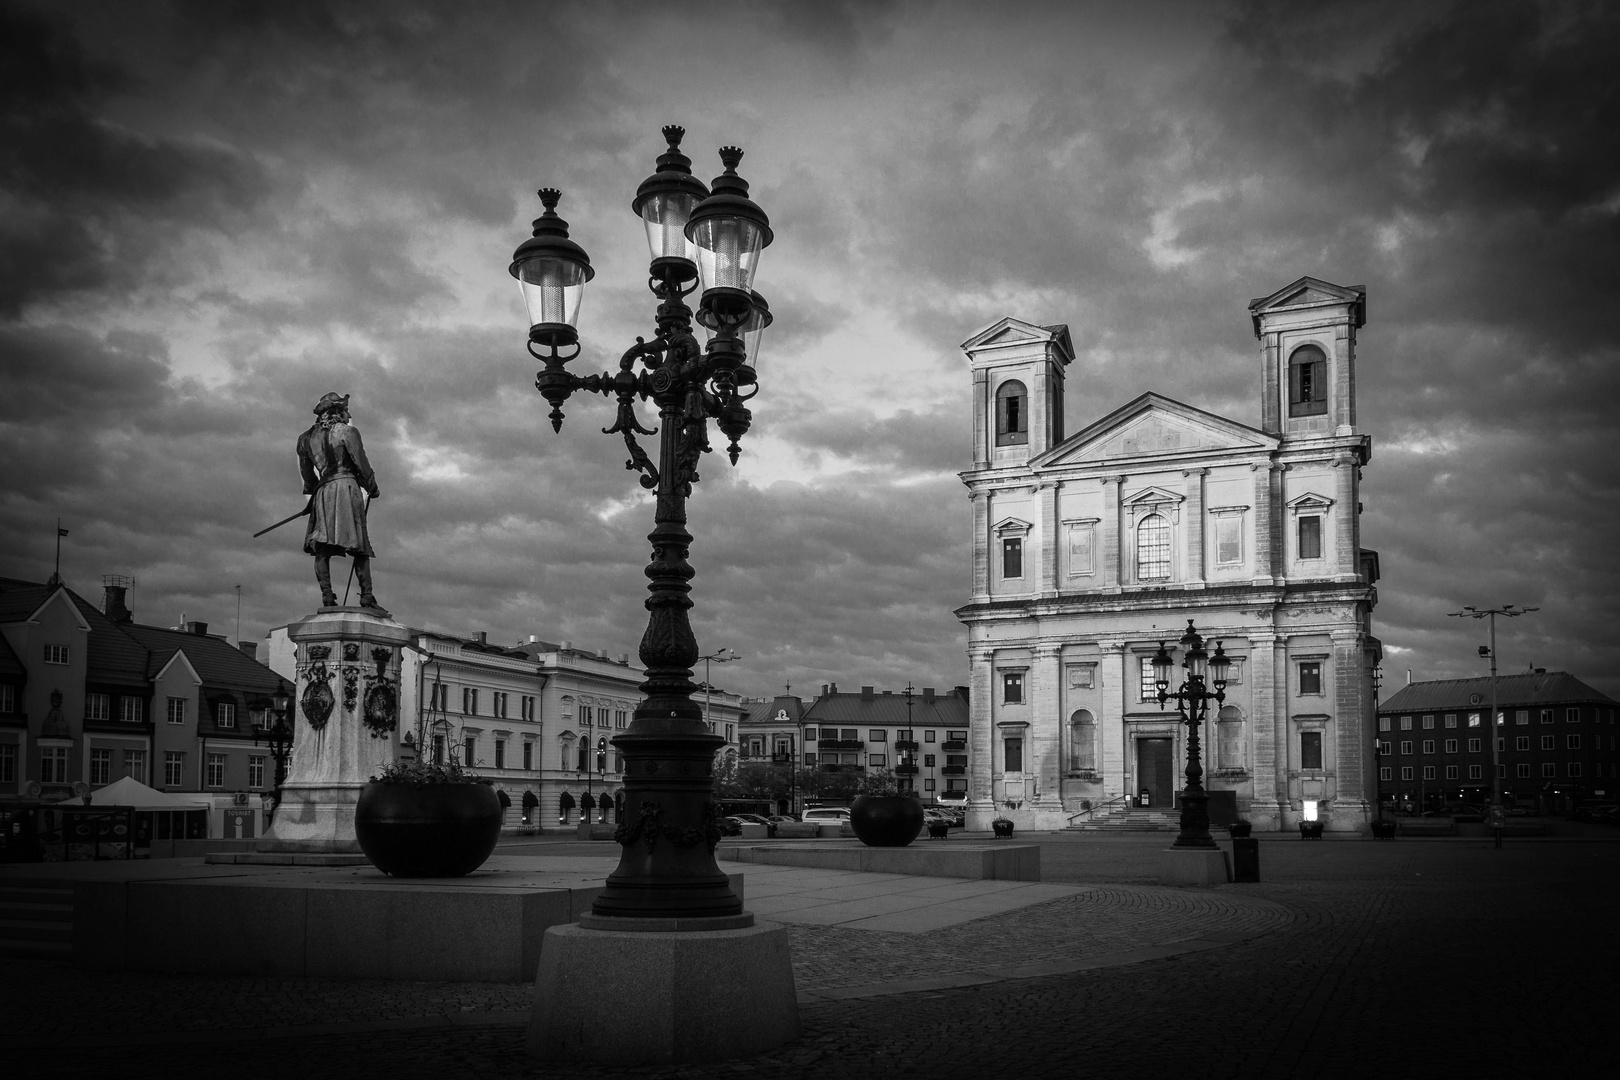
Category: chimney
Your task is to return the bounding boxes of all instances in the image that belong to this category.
[102,584,133,623]
[237,641,258,660]
[528,634,538,644]
[598,648,608,659]
[185,621,208,636]
[882,689,892,695]
[561,640,573,651]
[1406,669,1412,685]
[474,631,487,646]
[820,683,828,697]
[618,653,630,664]
[861,685,874,700]
[954,685,969,702]
[830,682,838,694]
[923,686,935,702]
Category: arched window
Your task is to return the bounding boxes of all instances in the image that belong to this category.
[1288,344,1328,417]
[1069,709,1096,772]
[995,380,1028,446]
[576,738,589,771]
[1218,705,1244,770]
[1136,513,1170,581]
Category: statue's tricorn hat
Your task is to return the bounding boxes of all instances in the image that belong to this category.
[313,392,351,416]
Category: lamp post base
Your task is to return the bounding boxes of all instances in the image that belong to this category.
[1158,847,1231,886]
[528,920,798,1065]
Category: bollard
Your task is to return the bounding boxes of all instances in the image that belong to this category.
[1231,837,1260,882]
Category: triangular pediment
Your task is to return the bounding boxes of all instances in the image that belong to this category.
[155,648,203,685]
[961,318,1075,362]
[992,516,1033,534]
[1286,491,1334,511]
[1034,393,1274,468]
[1247,276,1366,333]
[1124,485,1184,506]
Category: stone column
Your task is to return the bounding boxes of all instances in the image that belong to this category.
[1251,461,1275,585]
[972,368,990,469]
[1038,482,1059,598]
[1031,643,1064,815]
[1101,475,1123,592]
[1098,641,1127,801]
[970,490,990,600]
[1184,467,1207,587]
[1333,451,1357,581]
[966,645,996,829]
[1246,634,1285,830]
[1331,629,1370,827]
[260,608,410,853]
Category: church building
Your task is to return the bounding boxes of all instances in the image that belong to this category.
[955,277,1381,832]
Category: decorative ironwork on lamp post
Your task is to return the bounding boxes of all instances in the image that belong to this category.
[1152,620,1231,850]
[252,689,293,820]
[510,126,773,925]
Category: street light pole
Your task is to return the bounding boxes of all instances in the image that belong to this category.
[511,128,773,924]
[700,647,741,737]
[1448,604,1538,813]
[1152,621,1231,849]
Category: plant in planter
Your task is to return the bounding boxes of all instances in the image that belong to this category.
[991,817,1016,838]
[1228,819,1253,838]
[849,772,925,847]
[355,755,503,877]
[1298,819,1325,839]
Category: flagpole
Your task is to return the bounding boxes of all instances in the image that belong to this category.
[50,519,66,587]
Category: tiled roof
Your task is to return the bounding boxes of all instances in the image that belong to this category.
[803,691,968,729]
[0,578,150,685]
[119,623,289,694]
[1380,672,1616,713]
[743,695,807,726]
[0,631,23,680]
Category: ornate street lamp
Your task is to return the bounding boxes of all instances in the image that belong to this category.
[252,689,294,819]
[511,127,773,925]
[1153,620,1230,849]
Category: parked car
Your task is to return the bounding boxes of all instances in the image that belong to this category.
[1574,804,1619,824]
[801,807,851,825]
[730,813,777,836]
[717,816,744,836]
[766,815,797,827]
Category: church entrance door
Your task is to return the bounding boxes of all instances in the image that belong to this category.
[1137,738,1175,807]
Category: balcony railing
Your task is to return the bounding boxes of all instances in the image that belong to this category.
[820,739,865,750]
[821,763,866,773]
[895,764,919,775]
[894,740,919,751]
[942,740,967,752]
[941,764,966,775]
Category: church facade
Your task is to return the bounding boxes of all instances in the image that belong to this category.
[955,277,1382,833]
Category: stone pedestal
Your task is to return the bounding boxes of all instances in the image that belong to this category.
[260,608,409,854]
[528,921,799,1065]
[1159,847,1231,886]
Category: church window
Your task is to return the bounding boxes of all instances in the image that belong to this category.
[1298,661,1323,696]
[1136,513,1170,581]
[1004,737,1023,772]
[1288,344,1328,417]
[1002,537,1023,578]
[1214,515,1242,565]
[1297,515,1323,560]
[994,380,1028,445]
[1300,730,1323,771]
[1002,672,1024,704]
[1218,706,1244,770]
[1069,710,1096,771]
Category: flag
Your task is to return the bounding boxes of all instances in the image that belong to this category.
[57,528,68,536]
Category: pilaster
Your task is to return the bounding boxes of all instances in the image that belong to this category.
[1184,467,1207,586]
[970,491,990,600]
[1098,641,1127,800]
[1038,482,1060,598]
[965,646,996,827]
[1031,644,1063,808]
[1101,475,1123,592]
[1333,451,1358,582]
[972,367,990,469]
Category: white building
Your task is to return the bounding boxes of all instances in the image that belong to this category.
[955,277,1382,833]
[267,626,643,827]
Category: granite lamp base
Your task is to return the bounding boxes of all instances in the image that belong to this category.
[528,921,799,1065]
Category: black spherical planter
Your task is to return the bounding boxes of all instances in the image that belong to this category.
[991,819,1016,838]
[850,795,924,847]
[355,781,503,877]
[1228,820,1253,838]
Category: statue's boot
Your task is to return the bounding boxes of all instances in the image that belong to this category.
[355,557,386,614]
[315,557,338,608]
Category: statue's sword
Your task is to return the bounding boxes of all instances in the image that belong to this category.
[252,495,314,538]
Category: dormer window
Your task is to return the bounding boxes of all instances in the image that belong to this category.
[995,380,1028,445]
[1288,344,1328,417]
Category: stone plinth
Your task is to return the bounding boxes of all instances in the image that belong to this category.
[726,841,1042,881]
[1158,847,1230,885]
[529,921,799,1065]
[260,608,409,854]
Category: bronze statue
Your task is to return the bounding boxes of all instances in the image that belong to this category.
[296,392,383,612]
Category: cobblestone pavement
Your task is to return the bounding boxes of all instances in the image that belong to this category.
[7,836,1616,1079]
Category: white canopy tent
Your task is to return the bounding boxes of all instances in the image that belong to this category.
[87,776,211,810]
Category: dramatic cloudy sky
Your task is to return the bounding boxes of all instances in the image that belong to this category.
[2,0,1617,701]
